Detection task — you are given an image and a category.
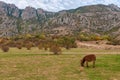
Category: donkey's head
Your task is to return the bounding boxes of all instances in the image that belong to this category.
[80,59,84,67]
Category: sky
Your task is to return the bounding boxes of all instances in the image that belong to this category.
[0,0,120,12]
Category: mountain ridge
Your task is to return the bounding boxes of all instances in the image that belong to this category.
[0,1,120,41]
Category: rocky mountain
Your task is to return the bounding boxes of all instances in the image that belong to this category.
[0,1,120,40]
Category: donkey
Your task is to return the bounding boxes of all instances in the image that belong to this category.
[81,54,96,68]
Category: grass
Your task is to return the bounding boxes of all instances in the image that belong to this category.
[0,47,120,80]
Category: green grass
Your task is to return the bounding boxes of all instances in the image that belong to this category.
[0,47,120,80]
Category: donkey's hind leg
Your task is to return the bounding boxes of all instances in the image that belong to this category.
[93,61,95,68]
[86,61,89,67]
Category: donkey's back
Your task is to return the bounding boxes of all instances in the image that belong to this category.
[84,54,96,62]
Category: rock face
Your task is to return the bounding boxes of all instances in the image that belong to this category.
[0,1,120,40]
[0,1,20,17]
[21,7,37,20]
[7,4,20,17]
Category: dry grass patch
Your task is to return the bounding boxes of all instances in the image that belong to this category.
[0,48,120,80]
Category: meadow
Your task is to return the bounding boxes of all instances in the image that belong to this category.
[0,47,120,80]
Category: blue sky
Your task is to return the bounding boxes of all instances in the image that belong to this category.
[0,0,120,12]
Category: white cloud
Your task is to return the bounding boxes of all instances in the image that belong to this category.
[0,0,120,12]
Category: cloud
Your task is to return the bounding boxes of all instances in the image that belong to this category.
[0,0,120,12]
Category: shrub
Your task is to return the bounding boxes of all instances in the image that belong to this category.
[50,45,62,55]
[110,39,120,45]
[38,44,43,50]
[26,44,32,50]
[71,43,77,48]
[107,36,120,45]
[96,41,99,44]
[8,41,16,47]
[42,42,49,51]
[77,34,92,41]
[25,42,33,50]
[44,45,48,51]
[1,45,9,52]
[16,44,22,49]
[59,36,76,49]
[94,36,102,41]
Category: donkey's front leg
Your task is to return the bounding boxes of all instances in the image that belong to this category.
[86,61,89,67]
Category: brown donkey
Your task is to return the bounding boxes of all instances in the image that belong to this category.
[81,54,96,68]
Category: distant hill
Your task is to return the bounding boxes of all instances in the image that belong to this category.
[0,1,120,40]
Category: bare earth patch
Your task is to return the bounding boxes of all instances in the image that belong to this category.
[76,41,120,51]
